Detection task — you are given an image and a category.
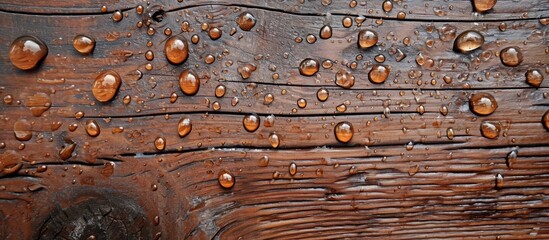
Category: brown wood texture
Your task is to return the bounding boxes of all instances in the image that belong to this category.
[0,0,548,239]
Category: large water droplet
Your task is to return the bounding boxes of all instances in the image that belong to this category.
[358,29,378,49]
[13,119,32,141]
[243,114,260,132]
[59,143,76,160]
[453,30,484,53]
[178,118,192,138]
[469,93,497,116]
[368,65,390,84]
[480,121,501,139]
[237,12,256,31]
[335,69,355,89]
[179,69,200,95]
[165,36,189,65]
[85,120,100,137]
[9,36,48,70]
[92,70,121,102]
[334,121,353,143]
[299,58,319,76]
[472,0,497,13]
[218,169,235,189]
[499,47,523,67]
[319,25,332,39]
[438,24,457,42]
[525,69,544,87]
[73,35,95,55]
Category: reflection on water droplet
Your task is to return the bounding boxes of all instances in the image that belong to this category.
[237,12,256,31]
[154,137,166,151]
[14,119,32,141]
[243,114,260,132]
[334,121,353,143]
[85,120,100,137]
[218,169,235,189]
[299,58,319,76]
[9,36,48,70]
[480,121,500,139]
[358,30,378,49]
[454,30,484,53]
[469,93,498,116]
[499,47,523,67]
[73,35,95,55]
[178,118,192,138]
[179,69,200,96]
[165,36,189,65]
[92,70,121,102]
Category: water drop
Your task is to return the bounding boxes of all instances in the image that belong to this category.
[238,63,257,79]
[469,93,498,116]
[499,47,523,67]
[164,36,189,65]
[243,114,260,132]
[408,164,419,176]
[317,88,329,102]
[154,137,166,151]
[289,162,297,176]
[542,110,549,131]
[438,24,457,42]
[368,65,390,84]
[59,143,76,160]
[342,17,353,28]
[453,30,484,53]
[506,150,517,168]
[525,69,544,87]
[218,169,235,189]
[237,12,256,31]
[480,121,500,139]
[397,11,406,19]
[208,27,222,40]
[319,25,332,39]
[215,85,226,98]
[382,0,393,12]
[334,121,353,143]
[259,155,269,166]
[269,133,280,148]
[335,69,355,89]
[112,10,123,22]
[495,173,503,189]
[357,30,378,49]
[447,127,455,140]
[73,35,95,55]
[145,50,154,61]
[264,93,274,105]
[85,120,100,137]
[13,119,32,141]
[9,36,48,70]
[299,58,320,76]
[179,69,200,96]
[264,114,275,127]
[472,0,497,13]
[92,70,122,102]
[178,118,192,138]
[297,98,307,108]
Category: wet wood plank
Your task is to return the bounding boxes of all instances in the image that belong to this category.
[0,0,548,239]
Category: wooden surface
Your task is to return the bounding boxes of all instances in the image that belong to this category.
[0,0,548,239]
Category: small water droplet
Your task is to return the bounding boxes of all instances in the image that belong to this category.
[237,12,256,31]
[506,150,517,168]
[92,70,122,102]
[13,119,32,141]
[525,69,544,87]
[218,169,235,189]
[154,137,166,151]
[408,164,419,176]
[335,69,355,89]
[319,25,332,39]
[317,88,329,102]
[179,69,200,95]
[369,65,390,84]
[382,0,393,12]
[264,93,274,105]
[480,121,501,139]
[243,114,260,132]
[438,24,457,42]
[472,0,497,13]
[454,30,484,53]
[299,58,320,76]
[297,98,307,108]
[215,85,226,98]
[73,35,95,55]
[112,10,123,22]
[500,47,523,67]
[269,133,280,148]
[406,141,414,151]
[177,118,192,138]
[358,30,378,49]
[164,36,189,65]
[208,27,222,40]
[334,121,353,143]
[447,128,455,140]
[289,162,297,176]
[469,93,498,116]
[495,173,504,189]
[259,155,269,166]
[9,36,48,70]
[85,120,100,137]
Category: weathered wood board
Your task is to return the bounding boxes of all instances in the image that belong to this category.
[0,0,548,239]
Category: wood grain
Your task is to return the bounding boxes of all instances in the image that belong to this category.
[0,0,548,239]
